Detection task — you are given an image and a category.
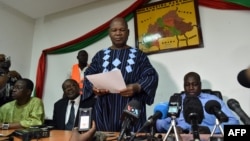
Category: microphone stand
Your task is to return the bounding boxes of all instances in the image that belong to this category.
[129,121,157,141]
[189,113,200,141]
[190,123,200,141]
[118,118,132,141]
[163,116,180,141]
[210,118,224,137]
[146,123,160,141]
[149,125,156,138]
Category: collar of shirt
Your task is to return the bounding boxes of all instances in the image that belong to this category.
[68,95,81,106]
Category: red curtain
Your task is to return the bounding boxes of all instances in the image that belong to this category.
[199,0,250,10]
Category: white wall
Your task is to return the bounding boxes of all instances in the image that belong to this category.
[0,2,34,78]
[1,0,250,121]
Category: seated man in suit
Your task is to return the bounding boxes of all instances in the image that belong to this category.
[52,79,96,130]
[0,78,44,129]
[156,72,240,134]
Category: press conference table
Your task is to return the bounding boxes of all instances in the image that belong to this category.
[0,129,220,141]
[1,129,73,141]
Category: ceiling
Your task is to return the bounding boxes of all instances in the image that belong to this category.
[0,0,101,19]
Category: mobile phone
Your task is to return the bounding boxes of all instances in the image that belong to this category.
[168,106,178,113]
[78,108,92,131]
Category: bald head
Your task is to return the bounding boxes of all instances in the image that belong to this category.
[184,72,202,96]
[109,17,128,29]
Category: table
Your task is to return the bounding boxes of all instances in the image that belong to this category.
[0,129,72,141]
[0,129,222,141]
[0,129,119,141]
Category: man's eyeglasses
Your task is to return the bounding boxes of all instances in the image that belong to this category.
[13,86,24,90]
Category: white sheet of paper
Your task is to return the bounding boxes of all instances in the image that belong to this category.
[86,69,126,93]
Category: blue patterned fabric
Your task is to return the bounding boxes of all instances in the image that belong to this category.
[82,47,158,132]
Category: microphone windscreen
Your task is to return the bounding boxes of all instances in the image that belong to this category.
[121,99,141,120]
[227,98,250,125]
[183,96,204,124]
[205,100,221,114]
[237,69,250,88]
[153,102,169,119]
[205,100,229,122]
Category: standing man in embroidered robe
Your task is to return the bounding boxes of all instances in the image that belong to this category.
[82,17,159,132]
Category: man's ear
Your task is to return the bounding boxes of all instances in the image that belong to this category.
[27,89,32,96]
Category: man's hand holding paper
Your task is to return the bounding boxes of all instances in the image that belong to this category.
[86,69,126,94]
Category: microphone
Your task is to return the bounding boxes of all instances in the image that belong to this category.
[129,102,168,141]
[183,96,204,124]
[118,99,141,141]
[237,69,250,88]
[227,99,250,125]
[183,96,204,141]
[189,113,201,141]
[139,102,169,132]
[205,100,229,123]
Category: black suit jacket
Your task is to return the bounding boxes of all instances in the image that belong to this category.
[52,95,96,130]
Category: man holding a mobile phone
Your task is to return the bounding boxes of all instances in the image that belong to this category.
[70,121,96,141]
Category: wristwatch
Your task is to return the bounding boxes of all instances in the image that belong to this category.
[2,122,9,130]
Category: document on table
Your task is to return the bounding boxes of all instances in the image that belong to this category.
[86,69,126,93]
